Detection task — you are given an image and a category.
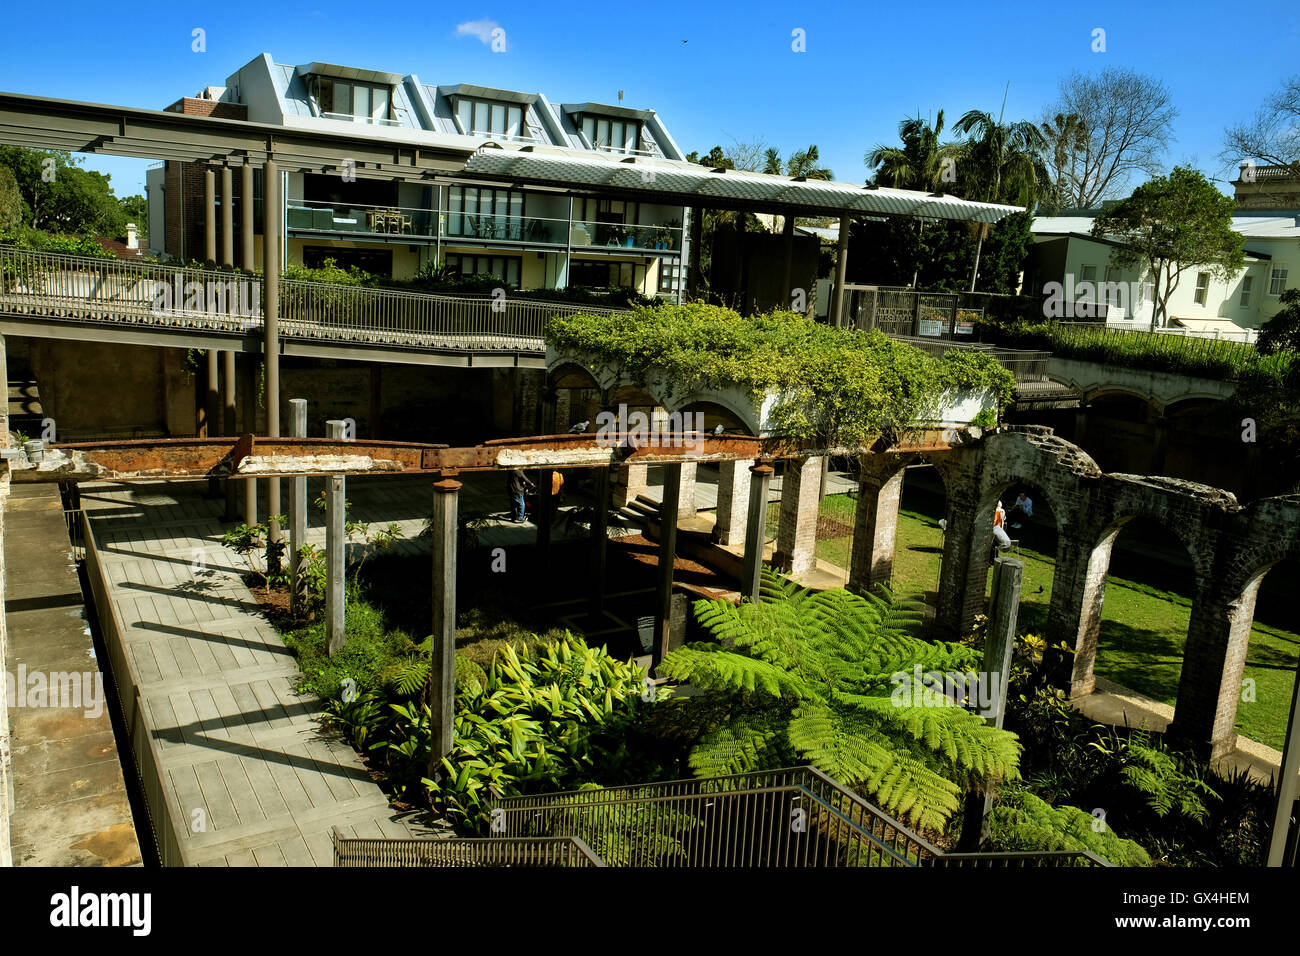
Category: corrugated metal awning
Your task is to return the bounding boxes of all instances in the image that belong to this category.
[462,148,1023,222]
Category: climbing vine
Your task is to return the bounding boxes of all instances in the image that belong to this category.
[546,303,1015,448]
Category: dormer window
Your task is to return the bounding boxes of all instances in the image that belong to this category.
[581,116,640,154]
[297,63,403,127]
[564,103,655,155]
[318,78,391,123]
[456,98,526,139]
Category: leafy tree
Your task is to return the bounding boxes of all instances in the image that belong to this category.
[0,145,126,236]
[1091,166,1246,330]
[865,111,957,193]
[1257,288,1300,354]
[0,166,22,230]
[1041,69,1178,209]
[950,108,1050,209]
[118,194,149,240]
[657,571,1022,831]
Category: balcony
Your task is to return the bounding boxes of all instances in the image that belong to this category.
[288,200,436,238]
[288,200,684,255]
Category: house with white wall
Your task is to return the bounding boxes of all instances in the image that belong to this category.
[1025,212,1300,337]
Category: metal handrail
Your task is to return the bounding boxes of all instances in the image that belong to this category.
[495,765,1110,867]
[0,243,633,353]
[331,830,606,867]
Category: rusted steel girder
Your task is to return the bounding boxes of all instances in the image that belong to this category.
[4,428,969,484]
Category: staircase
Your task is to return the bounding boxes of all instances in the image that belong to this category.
[332,766,1113,867]
[7,357,46,442]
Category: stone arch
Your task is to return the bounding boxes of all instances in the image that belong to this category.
[844,450,950,595]
[1067,509,1202,714]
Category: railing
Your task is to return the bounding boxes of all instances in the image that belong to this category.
[289,200,435,238]
[0,245,260,332]
[331,830,606,867]
[496,766,1110,867]
[1057,320,1259,345]
[0,244,632,353]
[286,201,685,253]
[279,277,627,352]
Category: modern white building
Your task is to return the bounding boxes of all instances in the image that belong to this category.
[1026,212,1300,337]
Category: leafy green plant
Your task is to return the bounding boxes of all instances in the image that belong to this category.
[546,302,1016,449]
[986,788,1151,866]
[657,569,1022,831]
[219,516,286,589]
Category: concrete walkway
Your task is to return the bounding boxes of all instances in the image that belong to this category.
[81,480,416,866]
[4,484,141,866]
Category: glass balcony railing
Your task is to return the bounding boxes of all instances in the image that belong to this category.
[288,200,436,238]
[287,201,684,252]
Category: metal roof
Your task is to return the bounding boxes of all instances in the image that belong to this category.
[462,148,1023,222]
[295,63,405,87]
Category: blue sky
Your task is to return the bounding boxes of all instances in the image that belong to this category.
[1,0,1297,197]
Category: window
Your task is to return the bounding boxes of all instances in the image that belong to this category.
[1142,279,1155,308]
[1240,276,1253,307]
[315,77,393,124]
[1270,267,1288,296]
[573,198,640,245]
[455,98,525,139]
[1194,272,1210,305]
[581,115,641,154]
[658,259,681,295]
[443,253,521,287]
[569,259,642,290]
[1103,266,1120,308]
[1080,264,1097,282]
[446,186,524,239]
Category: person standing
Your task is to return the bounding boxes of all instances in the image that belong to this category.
[507,468,535,523]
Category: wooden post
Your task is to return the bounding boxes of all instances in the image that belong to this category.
[288,399,308,616]
[742,464,773,603]
[325,420,347,655]
[958,555,1023,851]
[587,466,611,621]
[429,478,461,771]
[263,159,281,548]
[222,350,238,521]
[537,468,553,567]
[240,162,254,270]
[654,463,681,666]
[220,165,234,268]
[1266,658,1300,866]
[831,217,851,327]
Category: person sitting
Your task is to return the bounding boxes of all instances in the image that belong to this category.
[1009,492,1033,530]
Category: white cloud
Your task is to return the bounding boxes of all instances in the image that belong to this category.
[456,20,500,44]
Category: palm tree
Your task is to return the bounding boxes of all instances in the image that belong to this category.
[1040,112,1090,215]
[865,111,958,192]
[785,144,833,180]
[950,108,1050,290]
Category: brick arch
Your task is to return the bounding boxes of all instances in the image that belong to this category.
[845,450,949,594]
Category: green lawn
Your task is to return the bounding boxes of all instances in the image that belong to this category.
[770,491,1299,750]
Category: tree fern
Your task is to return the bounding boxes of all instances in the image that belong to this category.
[987,789,1151,866]
[659,568,1022,831]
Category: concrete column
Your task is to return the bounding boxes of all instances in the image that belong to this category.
[588,466,610,620]
[831,217,851,327]
[202,350,218,438]
[741,464,773,602]
[934,489,989,637]
[1049,531,1117,697]
[325,419,347,655]
[712,459,752,546]
[220,165,234,267]
[0,332,12,867]
[204,167,217,263]
[240,163,254,270]
[263,159,281,546]
[654,464,682,666]
[223,350,238,521]
[613,462,649,509]
[775,456,823,577]
[1268,658,1300,865]
[676,461,697,519]
[288,399,308,615]
[1170,578,1261,762]
[847,466,905,593]
[429,478,460,769]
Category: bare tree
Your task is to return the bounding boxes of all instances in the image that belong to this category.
[724,137,770,172]
[1041,68,1177,209]
[1221,74,1300,169]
